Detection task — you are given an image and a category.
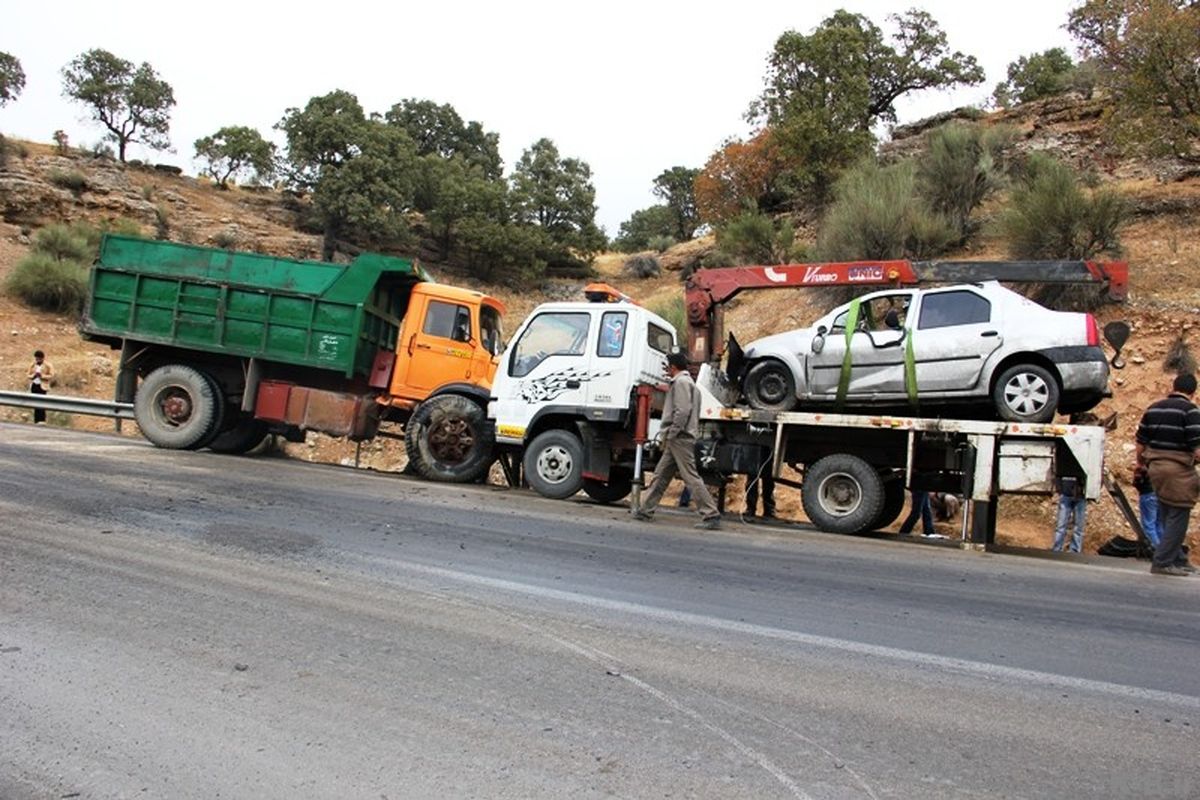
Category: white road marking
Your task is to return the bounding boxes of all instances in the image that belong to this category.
[345,552,1200,712]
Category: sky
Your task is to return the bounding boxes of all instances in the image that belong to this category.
[2,0,1083,236]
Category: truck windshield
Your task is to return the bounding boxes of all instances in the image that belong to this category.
[510,312,590,377]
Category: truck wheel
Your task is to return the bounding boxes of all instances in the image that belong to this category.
[744,360,798,412]
[872,477,906,530]
[134,364,219,450]
[524,430,584,499]
[405,394,493,483]
[993,363,1059,424]
[209,417,269,454]
[190,372,227,450]
[582,472,633,504]
[801,454,885,535]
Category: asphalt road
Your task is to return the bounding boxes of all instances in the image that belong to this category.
[1,423,1197,799]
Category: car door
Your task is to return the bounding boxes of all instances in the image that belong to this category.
[806,292,913,399]
[907,288,1002,393]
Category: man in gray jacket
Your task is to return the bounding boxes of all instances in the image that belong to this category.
[634,352,721,529]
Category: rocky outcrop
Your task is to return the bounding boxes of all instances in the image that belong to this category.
[0,146,321,258]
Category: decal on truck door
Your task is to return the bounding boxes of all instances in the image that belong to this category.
[519,367,613,402]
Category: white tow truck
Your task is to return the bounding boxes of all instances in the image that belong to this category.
[488,279,1113,548]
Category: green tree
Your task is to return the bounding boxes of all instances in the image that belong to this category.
[717,210,798,265]
[915,123,1015,243]
[61,49,175,162]
[652,166,700,241]
[1069,0,1200,162]
[385,98,503,180]
[420,155,509,261]
[749,9,984,204]
[816,159,956,261]
[510,138,605,270]
[992,48,1077,107]
[194,126,276,188]
[999,153,1129,260]
[613,205,676,252]
[0,51,25,106]
[457,217,547,285]
[277,90,418,259]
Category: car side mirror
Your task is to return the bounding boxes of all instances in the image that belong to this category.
[811,334,825,354]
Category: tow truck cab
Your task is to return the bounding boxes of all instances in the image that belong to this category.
[489,288,677,501]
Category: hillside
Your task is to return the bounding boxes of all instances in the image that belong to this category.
[2,94,1198,559]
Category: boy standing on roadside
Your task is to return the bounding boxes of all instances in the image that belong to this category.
[27,350,54,424]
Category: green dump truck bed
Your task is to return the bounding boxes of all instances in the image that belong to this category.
[82,235,429,378]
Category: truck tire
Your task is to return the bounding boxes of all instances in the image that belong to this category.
[191,372,227,450]
[993,363,1059,424]
[209,417,269,454]
[582,471,633,504]
[872,477,906,530]
[405,394,493,483]
[744,360,798,412]
[801,454,885,535]
[134,364,220,450]
[524,429,585,499]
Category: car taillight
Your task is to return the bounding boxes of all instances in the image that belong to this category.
[1086,314,1100,346]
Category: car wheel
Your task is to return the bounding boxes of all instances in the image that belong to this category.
[993,364,1060,424]
[801,454,885,535]
[523,429,585,499]
[744,360,798,412]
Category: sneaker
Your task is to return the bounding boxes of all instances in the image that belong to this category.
[632,510,654,522]
[1174,563,1197,574]
[694,516,721,530]
[1150,565,1191,577]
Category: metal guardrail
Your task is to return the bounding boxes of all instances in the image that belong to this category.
[0,389,135,420]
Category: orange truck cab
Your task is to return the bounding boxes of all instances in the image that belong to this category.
[383,283,506,407]
[379,283,507,484]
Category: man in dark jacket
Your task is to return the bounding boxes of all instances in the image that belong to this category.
[1136,373,1200,576]
[634,352,721,529]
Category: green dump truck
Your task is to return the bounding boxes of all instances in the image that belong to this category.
[82,235,506,481]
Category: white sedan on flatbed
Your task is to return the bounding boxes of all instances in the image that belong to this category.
[736,282,1111,423]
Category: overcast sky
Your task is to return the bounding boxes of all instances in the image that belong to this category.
[2,0,1081,236]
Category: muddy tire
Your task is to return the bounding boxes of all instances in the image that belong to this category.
[582,472,633,504]
[801,454,885,535]
[191,372,227,450]
[872,476,907,531]
[209,417,269,454]
[524,429,585,499]
[405,394,493,483]
[134,364,220,450]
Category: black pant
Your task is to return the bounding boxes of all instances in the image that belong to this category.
[746,474,775,517]
[30,383,46,424]
[1153,503,1193,569]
